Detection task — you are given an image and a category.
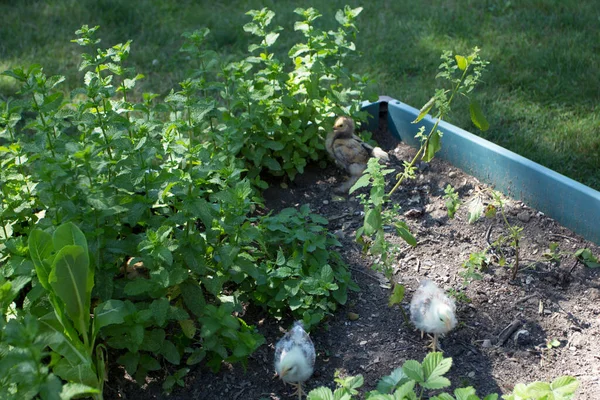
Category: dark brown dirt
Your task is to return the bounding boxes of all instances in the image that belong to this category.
[106,116,600,400]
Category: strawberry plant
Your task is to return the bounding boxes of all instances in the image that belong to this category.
[306,352,579,400]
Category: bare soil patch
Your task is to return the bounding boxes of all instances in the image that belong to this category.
[106,115,600,400]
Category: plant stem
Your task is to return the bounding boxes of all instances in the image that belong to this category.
[512,241,520,280]
[388,63,470,197]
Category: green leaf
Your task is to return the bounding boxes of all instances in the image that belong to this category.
[455,55,468,71]
[423,352,452,380]
[49,245,93,339]
[150,298,170,326]
[161,339,181,365]
[349,173,371,193]
[525,382,551,397]
[421,376,451,390]
[454,387,477,400]
[53,359,97,388]
[388,284,405,307]
[431,394,454,400]
[93,299,127,334]
[469,101,489,131]
[412,96,435,124]
[402,360,425,383]
[263,156,282,171]
[467,196,484,224]
[395,222,417,247]
[363,208,382,237]
[307,387,334,400]
[179,319,197,339]
[550,376,579,397]
[423,130,442,162]
[376,367,408,394]
[394,380,416,399]
[482,394,498,400]
[53,222,88,255]
[59,383,100,400]
[265,32,279,46]
[28,229,54,290]
[181,281,206,317]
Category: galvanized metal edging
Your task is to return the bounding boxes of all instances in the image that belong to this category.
[361,97,600,245]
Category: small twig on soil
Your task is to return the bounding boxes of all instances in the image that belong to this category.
[349,266,383,283]
[514,294,537,306]
[328,213,350,221]
[568,258,580,275]
[485,224,494,246]
[550,233,574,241]
[496,319,522,347]
[416,257,421,272]
[233,385,249,400]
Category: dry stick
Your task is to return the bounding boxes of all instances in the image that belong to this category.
[328,212,350,221]
[514,294,537,306]
[568,258,580,275]
[496,319,522,347]
[349,266,383,283]
[550,233,574,241]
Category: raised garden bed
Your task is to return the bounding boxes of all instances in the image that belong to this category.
[107,99,600,400]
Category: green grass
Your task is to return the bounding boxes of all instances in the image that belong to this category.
[1,0,598,189]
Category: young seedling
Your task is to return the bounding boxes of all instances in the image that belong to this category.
[466,189,523,280]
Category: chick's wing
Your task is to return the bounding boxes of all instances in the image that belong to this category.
[331,137,370,172]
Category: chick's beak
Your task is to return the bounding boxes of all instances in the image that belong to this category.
[280,367,289,378]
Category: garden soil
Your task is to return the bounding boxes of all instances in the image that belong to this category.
[105,114,600,400]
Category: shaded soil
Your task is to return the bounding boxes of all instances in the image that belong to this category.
[106,115,600,400]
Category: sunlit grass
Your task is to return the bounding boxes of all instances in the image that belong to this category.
[1,0,598,189]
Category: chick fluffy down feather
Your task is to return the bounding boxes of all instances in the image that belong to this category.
[274,321,316,384]
[410,279,457,335]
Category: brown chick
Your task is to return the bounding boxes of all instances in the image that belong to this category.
[325,116,389,194]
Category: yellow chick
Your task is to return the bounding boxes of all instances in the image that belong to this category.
[325,116,389,194]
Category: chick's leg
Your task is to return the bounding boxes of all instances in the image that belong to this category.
[334,163,366,194]
[289,383,305,399]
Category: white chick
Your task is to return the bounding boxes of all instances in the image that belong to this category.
[410,279,457,352]
[274,321,316,399]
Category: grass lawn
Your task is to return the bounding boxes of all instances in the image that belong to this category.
[1,0,598,189]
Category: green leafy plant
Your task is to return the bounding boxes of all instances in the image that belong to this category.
[216,6,375,184]
[306,352,579,400]
[466,190,523,280]
[1,6,362,392]
[443,184,461,219]
[351,158,416,278]
[352,48,488,284]
[461,250,489,284]
[26,222,127,400]
[250,205,359,328]
[504,376,579,400]
[573,248,600,268]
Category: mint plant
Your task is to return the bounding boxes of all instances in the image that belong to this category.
[1,6,362,393]
[250,205,359,328]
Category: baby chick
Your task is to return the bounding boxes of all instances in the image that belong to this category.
[325,116,389,194]
[274,321,316,399]
[410,279,457,352]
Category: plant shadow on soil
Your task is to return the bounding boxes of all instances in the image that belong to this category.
[105,110,600,400]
